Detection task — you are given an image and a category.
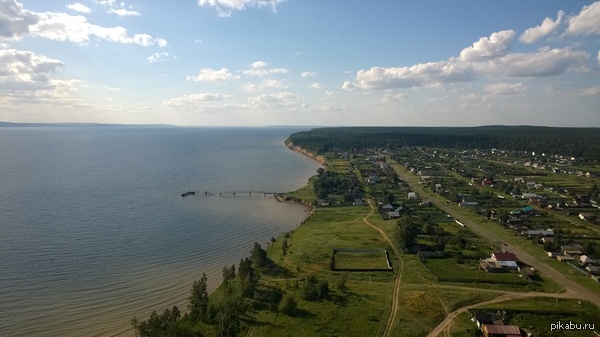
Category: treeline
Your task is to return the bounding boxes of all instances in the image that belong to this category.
[287,126,600,160]
[313,167,361,199]
[132,243,267,337]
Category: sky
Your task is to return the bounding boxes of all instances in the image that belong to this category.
[1,0,599,127]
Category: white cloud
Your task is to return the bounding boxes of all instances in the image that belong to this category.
[0,0,39,39]
[162,93,230,107]
[457,30,515,61]
[109,8,140,17]
[0,49,63,89]
[0,1,166,47]
[187,68,239,82]
[343,61,477,90]
[380,93,406,103]
[66,3,91,14]
[578,85,600,96]
[301,71,316,78]
[243,61,288,76]
[324,90,337,97]
[520,10,564,44]
[248,91,298,108]
[147,52,170,63]
[263,78,287,88]
[308,82,323,89]
[197,0,285,17]
[566,1,600,36]
[241,78,288,92]
[95,0,140,17]
[484,82,527,96]
[475,47,588,77]
[0,48,83,106]
[343,30,589,91]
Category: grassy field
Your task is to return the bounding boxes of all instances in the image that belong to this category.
[423,258,529,285]
[479,297,600,336]
[332,249,391,271]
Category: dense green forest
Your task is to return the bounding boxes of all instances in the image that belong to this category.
[286,126,600,160]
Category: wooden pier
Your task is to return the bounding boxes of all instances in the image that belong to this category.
[183,190,281,197]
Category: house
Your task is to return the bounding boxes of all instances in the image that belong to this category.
[519,205,538,216]
[481,179,494,186]
[557,255,575,262]
[580,255,595,267]
[586,171,599,179]
[587,265,600,276]
[491,252,518,262]
[480,259,504,273]
[541,237,554,244]
[367,174,379,184]
[317,199,329,207]
[490,252,519,271]
[407,192,418,200]
[573,195,591,206]
[381,203,394,211]
[525,229,554,238]
[459,201,479,207]
[470,310,505,329]
[353,199,364,206]
[547,251,559,258]
[386,207,405,219]
[482,324,522,337]
[561,244,584,256]
[579,213,593,221]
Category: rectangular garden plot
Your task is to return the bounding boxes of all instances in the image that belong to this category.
[331,248,393,271]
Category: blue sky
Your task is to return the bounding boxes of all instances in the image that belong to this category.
[1,0,599,126]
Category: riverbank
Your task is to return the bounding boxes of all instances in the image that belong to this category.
[285,140,327,166]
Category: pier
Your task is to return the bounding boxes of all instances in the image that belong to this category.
[182,190,282,197]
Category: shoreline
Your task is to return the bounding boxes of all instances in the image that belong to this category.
[284,140,327,166]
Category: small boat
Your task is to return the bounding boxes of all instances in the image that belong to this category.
[181,191,196,197]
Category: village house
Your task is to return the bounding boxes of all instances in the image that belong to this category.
[482,324,522,337]
[352,198,364,206]
[587,265,600,276]
[524,228,554,239]
[491,252,519,270]
[579,255,595,267]
[561,244,584,256]
[573,195,591,206]
[407,192,418,200]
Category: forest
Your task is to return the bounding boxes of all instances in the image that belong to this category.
[286,126,600,161]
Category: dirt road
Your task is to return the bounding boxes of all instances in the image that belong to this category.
[362,201,404,337]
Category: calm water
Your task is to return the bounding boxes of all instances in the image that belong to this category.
[0,126,321,337]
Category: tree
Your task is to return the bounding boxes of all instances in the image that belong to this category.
[279,294,297,316]
[251,242,268,269]
[301,275,329,301]
[211,297,244,337]
[396,215,419,251]
[189,273,209,323]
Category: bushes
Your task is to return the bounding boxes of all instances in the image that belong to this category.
[279,294,298,315]
[300,275,329,301]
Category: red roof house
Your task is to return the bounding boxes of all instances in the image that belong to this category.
[482,324,522,337]
[491,252,518,262]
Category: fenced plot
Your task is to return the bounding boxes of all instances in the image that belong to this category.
[331,248,393,271]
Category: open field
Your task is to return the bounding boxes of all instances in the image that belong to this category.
[332,249,392,271]
[423,258,528,285]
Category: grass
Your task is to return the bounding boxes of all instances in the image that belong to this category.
[479,297,600,336]
[423,258,529,285]
[332,250,391,271]
[255,204,398,336]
